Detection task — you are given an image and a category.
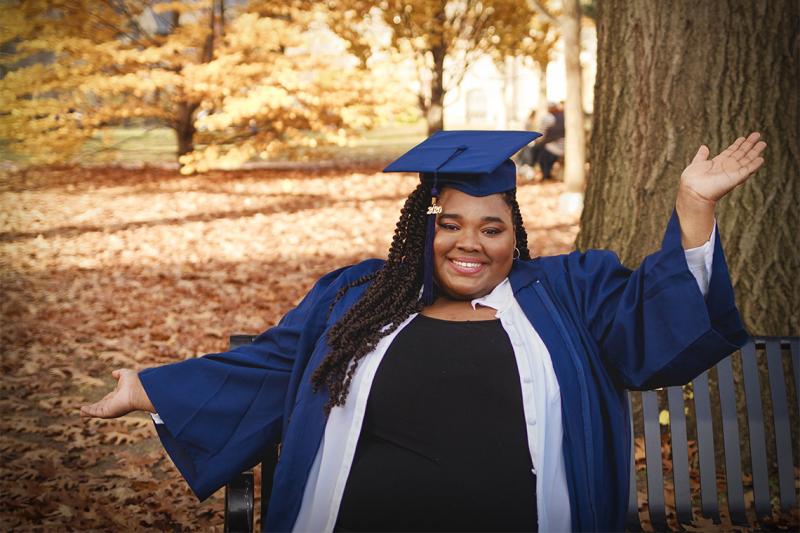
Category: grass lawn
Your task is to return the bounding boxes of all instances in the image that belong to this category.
[4,121,429,167]
[77,127,178,164]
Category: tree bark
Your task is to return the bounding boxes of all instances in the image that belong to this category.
[174,102,198,157]
[577,0,799,335]
[560,0,586,194]
[201,0,216,63]
[426,42,446,135]
[174,0,217,161]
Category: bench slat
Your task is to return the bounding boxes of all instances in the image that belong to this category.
[766,339,796,512]
[626,392,642,531]
[667,385,693,525]
[791,338,799,421]
[230,334,257,349]
[224,463,254,533]
[693,370,720,521]
[740,341,771,518]
[716,355,747,524]
[642,390,667,530]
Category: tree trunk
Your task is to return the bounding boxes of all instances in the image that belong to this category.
[426,43,446,135]
[560,0,586,194]
[201,0,216,63]
[175,102,198,157]
[577,0,799,335]
[534,59,549,128]
[174,0,217,161]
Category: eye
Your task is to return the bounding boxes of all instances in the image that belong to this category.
[483,227,504,236]
[438,222,459,231]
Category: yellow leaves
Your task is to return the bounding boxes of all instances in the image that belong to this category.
[180,143,258,174]
[0,6,27,44]
[152,1,195,15]
[1,1,404,170]
[226,12,297,52]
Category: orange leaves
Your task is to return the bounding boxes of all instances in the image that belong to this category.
[0,164,579,529]
[48,367,107,388]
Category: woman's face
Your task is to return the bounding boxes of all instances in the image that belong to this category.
[433,187,516,301]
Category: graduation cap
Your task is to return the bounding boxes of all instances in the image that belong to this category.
[383,130,541,305]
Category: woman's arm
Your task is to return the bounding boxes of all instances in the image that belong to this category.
[563,133,765,389]
[77,262,361,501]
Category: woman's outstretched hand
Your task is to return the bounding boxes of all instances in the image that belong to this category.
[676,132,766,248]
[680,132,767,204]
[80,369,155,419]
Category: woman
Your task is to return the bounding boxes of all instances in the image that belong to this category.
[81,130,765,532]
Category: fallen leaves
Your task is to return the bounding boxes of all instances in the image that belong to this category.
[0,164,580,530]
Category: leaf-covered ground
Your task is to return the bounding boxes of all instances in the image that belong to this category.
[0,165,580,531]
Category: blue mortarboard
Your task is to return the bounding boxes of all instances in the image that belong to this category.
[383,130,541,196]
[383,130,541,305]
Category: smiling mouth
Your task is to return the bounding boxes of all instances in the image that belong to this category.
[449,258,485,275]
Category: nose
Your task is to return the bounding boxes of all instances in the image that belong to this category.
[455,229,481,252]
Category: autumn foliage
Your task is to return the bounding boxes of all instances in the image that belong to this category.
[0,1,406,172]
[326,0,536,134]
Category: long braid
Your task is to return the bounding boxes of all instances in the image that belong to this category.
[312,184,428,413]
[505,191,532,260]
[311,185,531,413]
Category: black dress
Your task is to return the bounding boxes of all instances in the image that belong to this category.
[334,314,538,532]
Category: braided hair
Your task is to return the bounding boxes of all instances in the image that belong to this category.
[310,184,532,413]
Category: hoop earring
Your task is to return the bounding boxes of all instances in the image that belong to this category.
[513,247,521,260]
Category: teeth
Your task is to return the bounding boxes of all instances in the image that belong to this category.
[453,260,481,268]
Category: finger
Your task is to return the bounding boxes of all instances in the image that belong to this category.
[733,156,765,183]
[734,132,761,160]
[691,145,710,164]
[717,136,746,160]
[745,156,765,176]
[112,369,121,379]
[740,140,767,164]
[80,403,102,417]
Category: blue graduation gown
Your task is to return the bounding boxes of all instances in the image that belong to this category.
[139,210,748,532]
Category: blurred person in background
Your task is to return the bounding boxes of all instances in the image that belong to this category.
[520,102,565,181]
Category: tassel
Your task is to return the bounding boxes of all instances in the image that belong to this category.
[422,185,440,306]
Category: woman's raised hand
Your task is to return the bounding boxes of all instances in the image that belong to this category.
[680,132,767,204]
[80,369,155,419]
[675,132,766,248]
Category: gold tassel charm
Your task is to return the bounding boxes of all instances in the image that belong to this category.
[427,197,442,215]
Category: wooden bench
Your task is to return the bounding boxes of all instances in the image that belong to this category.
[222,336,799,532]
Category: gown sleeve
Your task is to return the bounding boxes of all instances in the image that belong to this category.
[565,210,749,390]
[138,266,347,501]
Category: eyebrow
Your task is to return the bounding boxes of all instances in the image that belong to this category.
[439,213,508,224]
